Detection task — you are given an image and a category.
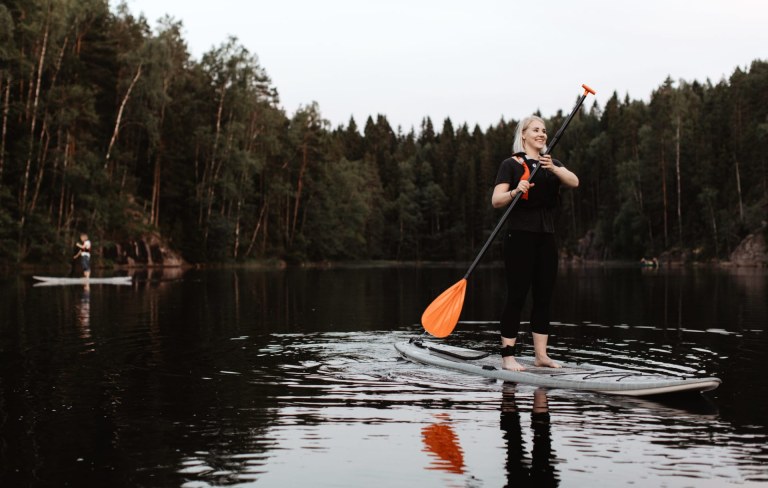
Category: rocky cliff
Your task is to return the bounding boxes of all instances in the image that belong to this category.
[104,233,186,267]
[729,230,768,267]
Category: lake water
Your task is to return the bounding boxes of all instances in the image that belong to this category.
[1,265,766,487]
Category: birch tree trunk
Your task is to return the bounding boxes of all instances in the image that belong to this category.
[29,117,50,214]
[734,105,744,223]
[0,74,9,184]
[233,199,241,258]
[661,145,668,248]
[151,97,167,227]
[29,35,67,216]
[734,158,744,222]
[105,63,142,170]
[290,140,308,245]
[57,131,74,234]
[152,153,161,226]
[201,85,227,240]
[245,200,268,258]
[205,111,234,243]
[150,52,178,226]
[20,12,50,227]
[675,115,683,245]
[709,200,719,256]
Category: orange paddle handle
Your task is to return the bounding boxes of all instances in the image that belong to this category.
[582,84,596,95]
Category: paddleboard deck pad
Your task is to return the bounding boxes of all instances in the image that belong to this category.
[33,276,133,286]
[395,339,720,396]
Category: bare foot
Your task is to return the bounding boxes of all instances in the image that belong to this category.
[534,356,562,368]
[502,356,526,371]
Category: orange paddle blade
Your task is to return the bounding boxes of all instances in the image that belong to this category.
[421,279,467,338]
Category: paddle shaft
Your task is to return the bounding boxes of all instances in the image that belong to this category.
[462,86,594,280]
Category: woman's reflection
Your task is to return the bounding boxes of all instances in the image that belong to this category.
[501,384,559,487]
[76,283,93,348]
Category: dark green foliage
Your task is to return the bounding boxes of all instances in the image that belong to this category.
[304,158,378,260]
[0,1,765,265]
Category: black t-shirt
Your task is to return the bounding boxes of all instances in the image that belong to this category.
[494,155,565,233]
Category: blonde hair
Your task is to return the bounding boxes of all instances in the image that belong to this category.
[512,115,546,154]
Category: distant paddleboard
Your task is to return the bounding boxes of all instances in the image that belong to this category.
[395,339,720,397]
[33,276,133,286]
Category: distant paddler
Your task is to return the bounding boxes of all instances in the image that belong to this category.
[73,233,92,278]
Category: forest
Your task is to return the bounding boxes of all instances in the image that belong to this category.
[0,0,766,266]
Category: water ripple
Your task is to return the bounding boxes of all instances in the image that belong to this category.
[170,328,768,487]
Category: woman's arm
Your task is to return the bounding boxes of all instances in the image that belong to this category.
[539,155,579,188]
[491,179,534,208]
[491,182,512,208]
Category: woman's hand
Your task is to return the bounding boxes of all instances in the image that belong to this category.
[513,155,534,194]
[492,179,535,208]
[538,154,556,171]
[515,179,534,194]
[540,154,579,188]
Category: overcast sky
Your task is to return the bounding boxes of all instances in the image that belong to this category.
[111,0,767,131]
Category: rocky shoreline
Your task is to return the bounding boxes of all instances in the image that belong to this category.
[8,228,767,272]
[102,233,186,268]
[573,228,767,267]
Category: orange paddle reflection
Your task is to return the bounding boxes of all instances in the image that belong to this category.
[421,415,465,475]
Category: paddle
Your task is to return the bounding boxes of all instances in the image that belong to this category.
[421,84,596,338]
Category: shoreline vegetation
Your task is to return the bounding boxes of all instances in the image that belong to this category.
[7,253,766,278]
[0,2,766,269]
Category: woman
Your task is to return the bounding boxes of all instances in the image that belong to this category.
[491,115,578,371]
[73,233,92,279]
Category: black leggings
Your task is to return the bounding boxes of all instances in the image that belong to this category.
[501,231,558,339]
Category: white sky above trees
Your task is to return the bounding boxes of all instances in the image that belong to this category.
[112,0,768,131]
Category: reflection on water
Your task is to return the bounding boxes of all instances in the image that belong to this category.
[501,385,558,487]
[0,266,766,487]
[162,329,767,487]
[76,283,91,341]
[422,415,466,475]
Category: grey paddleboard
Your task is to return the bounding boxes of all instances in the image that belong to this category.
[395,339,720,397]
[33,276,133,286]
